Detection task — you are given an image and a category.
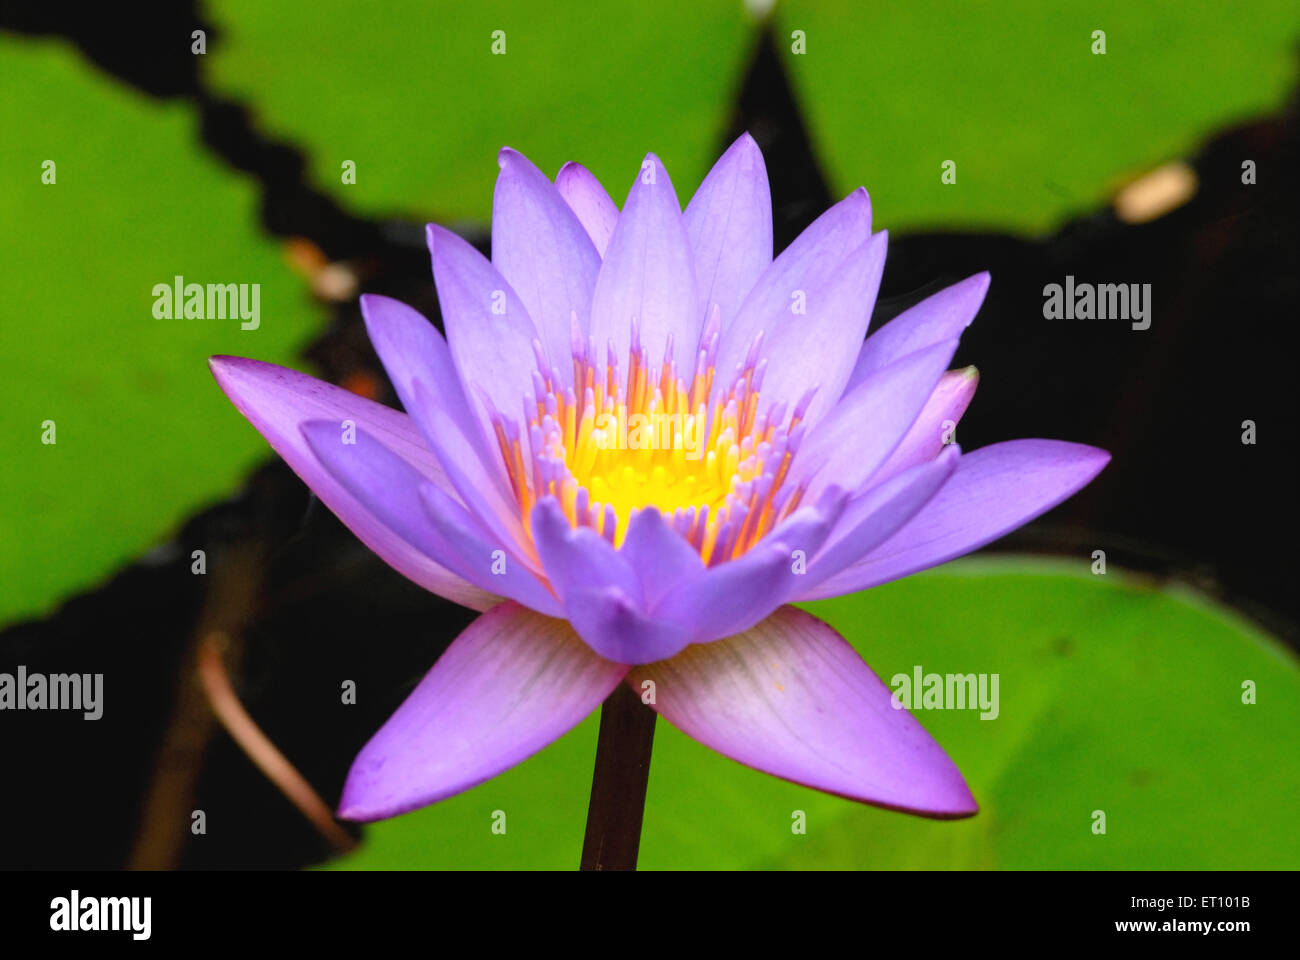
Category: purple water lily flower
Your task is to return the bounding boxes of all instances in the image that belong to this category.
[211,134,1108,822]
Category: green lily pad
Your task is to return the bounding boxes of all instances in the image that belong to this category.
[774,0,1300,232]
[0,38,318,625]
[326,557,1300,869]
[204,0,754,221]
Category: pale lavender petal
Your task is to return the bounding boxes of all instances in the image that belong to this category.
[871,367,979,485]
[849,272,989,389]
[338,602,628,820]
[629,606,977,817]
[714,187,871,400]
[556,161,618,257]
[427,223,541,437]
[650,493,846,645]
[209,356,493,611]
[589,152,699,375]
[619,507,705,608]
[795,338,958,502]
[804,439,1112,599]
[797,445,960,597]
[492,147,602,378]
[359,293,506,499]
[683,132,772,330]
[753,231,888,426]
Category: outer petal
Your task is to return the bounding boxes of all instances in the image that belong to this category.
[421,485,563,617]
[794,338,958,502]
[683,132,772,330]
[427,223,541,438]
[209,356,493,611]
[589,152,700,376]
[804,439,1112,599]
[649,492,846,645]
[849,272,989,389]
[713,187,871,406]
[797,445,960,597]
[629,606,977,817]
[412,380,538,568]
[753,231,888,426]
[338,602,628,820]
[556,161,618,257]
[492,147,602,381]
[301,421,558,615]
[871,367,979,486]
[359,293,506,499]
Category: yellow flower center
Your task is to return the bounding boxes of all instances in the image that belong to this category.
[491,316,811,565]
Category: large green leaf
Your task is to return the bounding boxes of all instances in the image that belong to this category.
[327,558,1300,869]
[204,0,754,221]
[774,0,1300,232]
[0,38,318,625]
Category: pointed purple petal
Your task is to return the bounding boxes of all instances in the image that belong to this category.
[619,507,705,608]
[629,606,978,817]
[650,495,845,645]
[589,152,699,374]
[299,419,449,562]
[301,420,558,615]
[849,272,989,389]
[804,439,1112,599]
[492,148,602,379]
[417,485,563,617]
[530,501,702,664]
[412,380,537,569]
[714,187,871,401]
[871,367,979,485]
[754,231,888,426]
[798,445,960,596]
[564,586,689,664]
[529,498,640,602]
[683,132,772,330]
[427,223,541,437]
[556,161,618,257]
[338,602,628,820]
[209,356,492,611]
[359,293,506,498]
[795,338,958,502]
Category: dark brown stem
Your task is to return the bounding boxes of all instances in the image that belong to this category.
[580,682,657,870]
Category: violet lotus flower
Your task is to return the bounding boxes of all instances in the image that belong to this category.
[210,134,1108,823]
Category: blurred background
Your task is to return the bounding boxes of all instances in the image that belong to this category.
[1,0,1297,869]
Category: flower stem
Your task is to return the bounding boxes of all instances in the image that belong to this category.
[580,682,657,870]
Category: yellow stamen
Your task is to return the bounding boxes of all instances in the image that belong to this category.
[494,328,804,563]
